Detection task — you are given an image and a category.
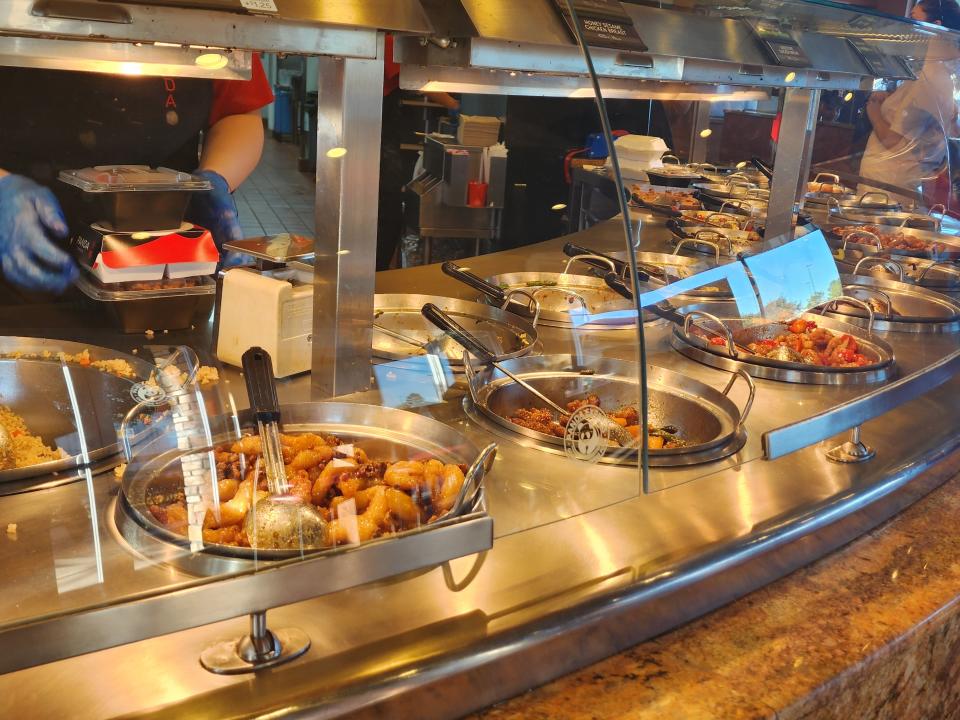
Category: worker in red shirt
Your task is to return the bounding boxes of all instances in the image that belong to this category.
[0,54,274,293]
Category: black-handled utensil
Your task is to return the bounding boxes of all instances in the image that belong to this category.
[602,272,686,328]
[441,262,508,307]
[561,242,651,283]
[241,347,327,549]
[420,302,497,364]
[751,157,773,180]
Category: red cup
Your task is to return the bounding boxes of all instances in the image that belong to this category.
[467,181,488,208]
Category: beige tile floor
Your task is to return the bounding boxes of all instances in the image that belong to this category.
[235,137,315,238]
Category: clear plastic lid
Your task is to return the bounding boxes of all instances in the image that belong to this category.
[76,273,216,301]
[58,165,213,193]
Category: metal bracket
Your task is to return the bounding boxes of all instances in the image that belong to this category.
[825,425,876,464]
[200,611,311,675]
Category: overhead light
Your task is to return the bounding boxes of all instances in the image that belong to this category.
[195,53,228,70]
[551,203,567,211]
[843,91,854,102]
[699,128,713,138]
[326,147,348,158]
[784,71,797,83]
[0,36,250,80]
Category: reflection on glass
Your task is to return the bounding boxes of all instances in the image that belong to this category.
[373,355,454,409]
[60,362,104,589]
[744,230,843,320]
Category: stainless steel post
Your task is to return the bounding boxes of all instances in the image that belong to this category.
[766,88,818,239]
[312,36,385,399]
[688,101,711,164]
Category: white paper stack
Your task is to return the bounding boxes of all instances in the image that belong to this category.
[457,115,502,147]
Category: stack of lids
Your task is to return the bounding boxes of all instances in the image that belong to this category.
[457,115,502,147]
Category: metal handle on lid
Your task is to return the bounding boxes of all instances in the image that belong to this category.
[826,195,845,217]
[916,260,954,282]
[928,203,947,217]
[858,191,890,207]
[842,229,883,252]
[562,242,629,276]
[819,295,876,335]
[683,310,737,358]
[674,237,722,264]
[721,369,755,430]
[562,254,616,276]
[441,262,507,306]
[503,289,542,328]
[811,172,840,185]
[852,256,904,281]
[845,285,893,316]
[421,303,497,364]
[661,154,681,165]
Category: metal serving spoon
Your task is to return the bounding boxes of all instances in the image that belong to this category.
[421,303,635,447]
[241,347,327,550]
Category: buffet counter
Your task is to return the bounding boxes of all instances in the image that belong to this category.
[477,457,960,720]
[1,211,959,718]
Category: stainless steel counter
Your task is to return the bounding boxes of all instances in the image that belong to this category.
[1,213,959,719]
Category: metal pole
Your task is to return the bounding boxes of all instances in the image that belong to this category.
[311,37,385,399]
[688,101,711,164]
[766,87,818,240]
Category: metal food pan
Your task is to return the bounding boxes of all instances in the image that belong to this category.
[117,402,493,572]
[829,225,960,261]
[464,355,751,467]
[671,304,896,385]
[826,274,960,333]
[0,338,155,486]
[373,294,538,367]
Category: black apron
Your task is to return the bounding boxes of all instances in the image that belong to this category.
[0,67,213,308]
[0,67,213,227]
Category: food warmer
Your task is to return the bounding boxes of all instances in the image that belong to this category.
[3,2,960,719]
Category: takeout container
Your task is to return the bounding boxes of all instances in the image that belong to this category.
[59,165,212,231]
[76,273,216,333]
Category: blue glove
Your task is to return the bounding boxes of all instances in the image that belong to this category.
[0,174,78,293]
[185,169,242,251]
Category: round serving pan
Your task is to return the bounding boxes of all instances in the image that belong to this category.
[828,207,940,232]
[667,220,763,259]
[0,337,155,486]
[670,304,896,385]
[806,190,900,212]
[464,355,752,467]
[829,224,960,261]
[117,402,489,569]
[645,166,702,188]
[837,253,960,296]
[373,294,537,368]
[823,274,960,333]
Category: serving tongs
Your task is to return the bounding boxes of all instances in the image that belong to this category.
[601,274,753,357]
[241,347,327,550]
[441,262,544,322]
[421,303,636,447]
[561,242,657,281]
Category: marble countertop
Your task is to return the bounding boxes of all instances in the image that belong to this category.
[476,459,960,720]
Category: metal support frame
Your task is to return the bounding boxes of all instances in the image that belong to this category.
[687,101,712,164]
[311,41,385,400]
[766,88,818,239]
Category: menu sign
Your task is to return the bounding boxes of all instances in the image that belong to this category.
[553,0,648,52]
[846,37,916,80]
[745,19,811,68]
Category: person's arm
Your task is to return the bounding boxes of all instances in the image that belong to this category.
[197,109,264,191]
[866,92,906,150]
[424,92,460,112]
